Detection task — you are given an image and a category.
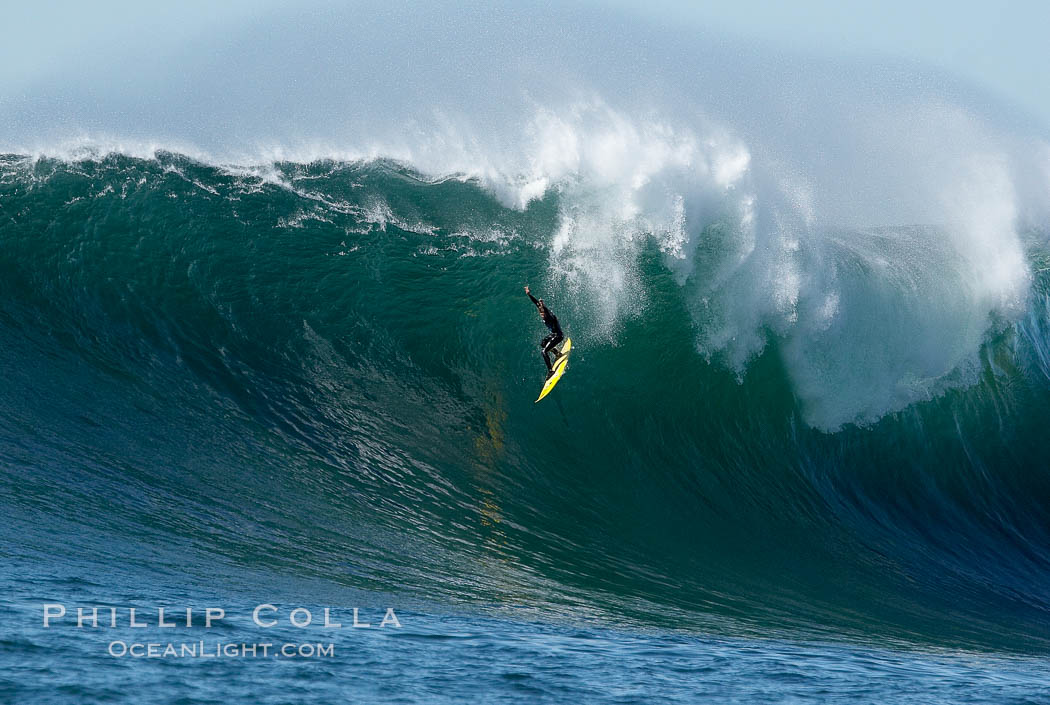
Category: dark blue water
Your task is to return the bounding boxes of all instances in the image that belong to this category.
[5,554,1050,704]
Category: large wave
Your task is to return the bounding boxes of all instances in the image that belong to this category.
[2,153,1050,652]
[5,0,1048,428]
[4,0,1050,653]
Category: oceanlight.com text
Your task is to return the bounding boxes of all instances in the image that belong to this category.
[107,641,336,659]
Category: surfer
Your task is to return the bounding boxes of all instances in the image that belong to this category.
[525,285,564,377]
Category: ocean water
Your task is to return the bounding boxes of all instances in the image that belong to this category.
[3,1,1050,702]
[1,152,1049,702]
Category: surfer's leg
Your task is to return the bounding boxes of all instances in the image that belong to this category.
[540,334,555,372]
[544,333,564,358]
[541,333,563,375]
[550,332,564,356]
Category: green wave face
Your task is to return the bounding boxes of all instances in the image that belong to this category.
[2,153,1050,653]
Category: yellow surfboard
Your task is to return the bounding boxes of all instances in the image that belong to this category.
[535,338,571,403]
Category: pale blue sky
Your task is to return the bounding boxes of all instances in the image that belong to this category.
[599,0,1050,128]
[3,0,1047,152]
[5,0,1046,128]
[8,1,1045,129]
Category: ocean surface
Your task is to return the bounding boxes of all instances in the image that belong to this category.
[3,1,1050,701]
[1,152,1049,702]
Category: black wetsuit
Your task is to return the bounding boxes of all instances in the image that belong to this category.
[527,292,564,373]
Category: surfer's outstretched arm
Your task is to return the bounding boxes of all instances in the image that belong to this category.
[525,285,540,307]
